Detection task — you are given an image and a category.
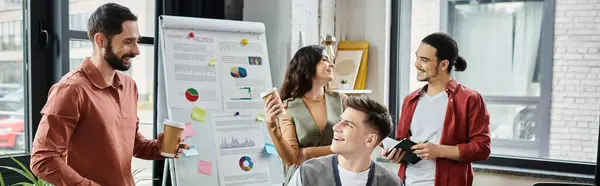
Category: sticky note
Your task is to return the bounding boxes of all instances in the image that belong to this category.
[256,113,265,122]
[192,106,207,122]
[183,145,199,156]
[208,58,217,66]
[264,143,278,156]
[184,122,196,137]
[197,160,212,175]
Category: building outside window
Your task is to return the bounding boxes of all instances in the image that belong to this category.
[0,0,26,161]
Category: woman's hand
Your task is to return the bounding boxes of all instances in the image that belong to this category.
[264,95,285,123]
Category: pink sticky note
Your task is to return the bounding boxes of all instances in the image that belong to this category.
[197,160,212,175]
[184,122,196,137]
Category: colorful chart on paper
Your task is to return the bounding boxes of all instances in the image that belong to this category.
[185,88,199,102]
[230,67,248,78]
[239,156,253,171]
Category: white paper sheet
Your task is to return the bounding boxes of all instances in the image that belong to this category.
[211,113,271,186]
[162,28,223,110]
[217,40,271,112]
[382,137,399,150]
[160,15,265,34]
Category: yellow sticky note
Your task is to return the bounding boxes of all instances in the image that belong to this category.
[256,113,265,122]
[192,106,207,122]
[208,58,217,66]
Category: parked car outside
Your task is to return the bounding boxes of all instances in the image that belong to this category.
[0,108,25,150]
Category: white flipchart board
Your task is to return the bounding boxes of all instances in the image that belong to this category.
[156,15,283,186]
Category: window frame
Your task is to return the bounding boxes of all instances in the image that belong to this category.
[0,0,51,183]
[445,0,552,158]
[390,0,595,178]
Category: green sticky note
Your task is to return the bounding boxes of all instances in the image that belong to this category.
[192,106,207,122]
[208,58,217,66]
[256,113,265,122]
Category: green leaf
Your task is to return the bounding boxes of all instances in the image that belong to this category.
[7,156,35,182]
[0,166,33,182]
[0,172,6,186]
[135,178,158,184]
[2,153,35,182]
[131,168,144,177]
[37,179,52,186]
[10,182,33,186]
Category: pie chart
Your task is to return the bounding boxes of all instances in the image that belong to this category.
[185,88,199,102]
[239,156,253,171]
[230,67,248,78]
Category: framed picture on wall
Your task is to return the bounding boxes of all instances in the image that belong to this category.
[331,50,363,90]
[332,40,370,90]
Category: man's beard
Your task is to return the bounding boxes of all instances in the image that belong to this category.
[104,38,135,71]
[418,63,441,82]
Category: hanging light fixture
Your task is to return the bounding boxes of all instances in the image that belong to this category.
[321,34,337,63]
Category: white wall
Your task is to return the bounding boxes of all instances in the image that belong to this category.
[244,0,323,88]
[408,0,440,92]
[335,0,392,105]
[550,0,600,162]
[244,0,392,105]
[244,0,293,88]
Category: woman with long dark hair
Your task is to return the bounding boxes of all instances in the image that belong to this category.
[264,45,347,185]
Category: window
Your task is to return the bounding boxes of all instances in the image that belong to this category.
[5,0,22,4]
[69,0,155,37]
[450,1,545,158]
[67,1,156,185]
[392,0,598,176]
[0,21,22,51]
[0,0,25,157]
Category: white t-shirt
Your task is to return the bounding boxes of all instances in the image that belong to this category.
[288,164,370,186]
[404,91,448,186]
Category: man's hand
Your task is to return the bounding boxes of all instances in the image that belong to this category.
[381,148,405,164]
[157,133,191,158]
[411,142,442,160]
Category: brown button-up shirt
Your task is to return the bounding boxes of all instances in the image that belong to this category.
[30,58,164,186]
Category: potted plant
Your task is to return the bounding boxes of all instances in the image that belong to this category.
[0,153,52,186]
[0,154,157,186]
[340,79,350,90]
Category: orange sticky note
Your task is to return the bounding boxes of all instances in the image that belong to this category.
[197,160,212,175]
[184,122,195,137]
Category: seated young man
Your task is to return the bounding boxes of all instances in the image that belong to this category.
[288,96,403,186]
